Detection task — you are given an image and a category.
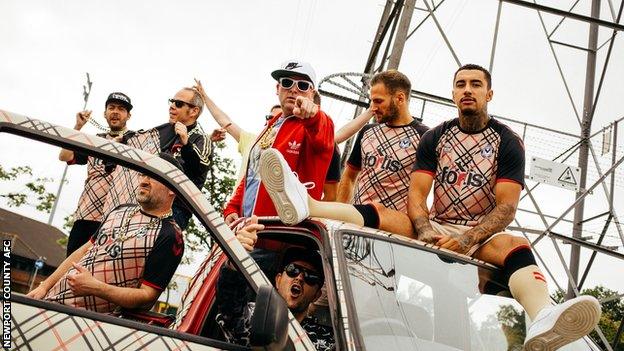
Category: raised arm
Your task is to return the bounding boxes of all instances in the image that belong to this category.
[335,108,373,144]
[407,171,437,242]
[193,78,243,142]
[59,111,91,162]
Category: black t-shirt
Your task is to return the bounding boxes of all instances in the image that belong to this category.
[325,144,341,183]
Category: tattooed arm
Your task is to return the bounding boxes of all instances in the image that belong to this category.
[407,172,438,242]
[442,181,522,254]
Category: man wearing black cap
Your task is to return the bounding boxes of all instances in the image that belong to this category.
[59,92,134,255]
[28,153,184,314]
[215,217,334,350]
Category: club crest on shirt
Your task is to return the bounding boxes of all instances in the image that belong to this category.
[399,138,411,149]
[481,144,494,158]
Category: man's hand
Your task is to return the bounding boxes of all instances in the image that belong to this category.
[26,284,49,299]
[433,234,473,255]
[67,263,101,296]
[225,212,239,225]
[235,216,264,252]
[174,122,189,145]
[74,111,92,130]
[292,96,318,119]
[193,78,208,104]
[417,229,440,244]
[210,128,227,142]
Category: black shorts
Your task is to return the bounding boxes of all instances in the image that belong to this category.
[67,219,101,256]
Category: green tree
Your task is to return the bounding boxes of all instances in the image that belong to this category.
[552,286,624,350]
[495,304,525,350]
[0,165,56,213]
[182,140,236,261]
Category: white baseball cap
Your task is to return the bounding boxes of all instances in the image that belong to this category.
[271,60,317,87]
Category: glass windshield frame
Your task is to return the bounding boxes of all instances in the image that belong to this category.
[334,229,504,350]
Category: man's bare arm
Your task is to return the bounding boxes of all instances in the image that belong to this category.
[27,241,92,298]
[336,166,360,203]
[66,262,161,309]
[457,182,522,250]
[94,282,161,309]
[407,172,437,241]
[193,78,242,142]
[59,111,91,161]
[335,108,373,144]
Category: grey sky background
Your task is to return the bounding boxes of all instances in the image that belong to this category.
[1,0,623,293]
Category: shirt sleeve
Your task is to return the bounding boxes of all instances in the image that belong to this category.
[346,126,368,170]
[496,129,525,188]
[141,220,184,290]
[325,144,341,183]
[182,133,211,167]
[412,127,439,175]
[67,152,89,165]
[238,131,257,155]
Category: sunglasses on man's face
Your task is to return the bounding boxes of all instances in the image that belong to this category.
[279,77,313,92]
[169,99,196,109]
[283,263,322,286]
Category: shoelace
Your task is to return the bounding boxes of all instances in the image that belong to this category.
[292,172,315,189]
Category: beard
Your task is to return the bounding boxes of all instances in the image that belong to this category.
[136,192,150,205]
[460,106,480,118]
[136,190,159,211]
[377,100,400,124]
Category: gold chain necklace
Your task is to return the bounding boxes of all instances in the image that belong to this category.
[258,124,276,149]
[115,207,173,243]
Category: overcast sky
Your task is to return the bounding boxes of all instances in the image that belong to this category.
[1,0,623,292]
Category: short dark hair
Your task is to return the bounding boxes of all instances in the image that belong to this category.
[454,64,492,89]
[370,70,411,97]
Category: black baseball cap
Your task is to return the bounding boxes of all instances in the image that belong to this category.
[281,247,324,283]
[105,92,133,111]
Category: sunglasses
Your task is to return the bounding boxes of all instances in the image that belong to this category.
[284,263,322,286]
[279,77,313,92]
[169,99,196,108]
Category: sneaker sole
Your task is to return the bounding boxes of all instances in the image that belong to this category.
[259,150,303,226]
[524,297,601,351]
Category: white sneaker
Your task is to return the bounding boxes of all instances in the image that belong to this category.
[524,295,601,351]
[259,148,312,225]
